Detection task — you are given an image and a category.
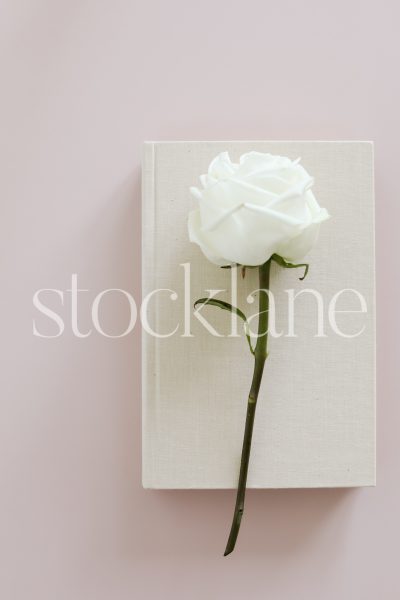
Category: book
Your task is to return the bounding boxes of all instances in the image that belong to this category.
[142,141,375,489]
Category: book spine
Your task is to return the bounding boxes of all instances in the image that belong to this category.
[141,142,156,488]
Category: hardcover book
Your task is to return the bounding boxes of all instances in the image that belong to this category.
[142,141,375,489]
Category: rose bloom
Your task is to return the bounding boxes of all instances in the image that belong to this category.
[188,151,330,266]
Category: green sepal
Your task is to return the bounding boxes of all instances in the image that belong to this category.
[193,298,255,355]
[220,264,257,270]
[271,254,309,280]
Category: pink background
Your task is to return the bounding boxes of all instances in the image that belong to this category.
[1,1,398,598]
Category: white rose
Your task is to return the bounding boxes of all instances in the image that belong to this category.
[188,151,330,266]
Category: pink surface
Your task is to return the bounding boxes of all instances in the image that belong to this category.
[0,1,397,598]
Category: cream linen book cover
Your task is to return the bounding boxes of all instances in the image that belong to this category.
[141,141,375,489]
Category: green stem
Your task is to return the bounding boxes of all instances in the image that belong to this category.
[223,259,271,556]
